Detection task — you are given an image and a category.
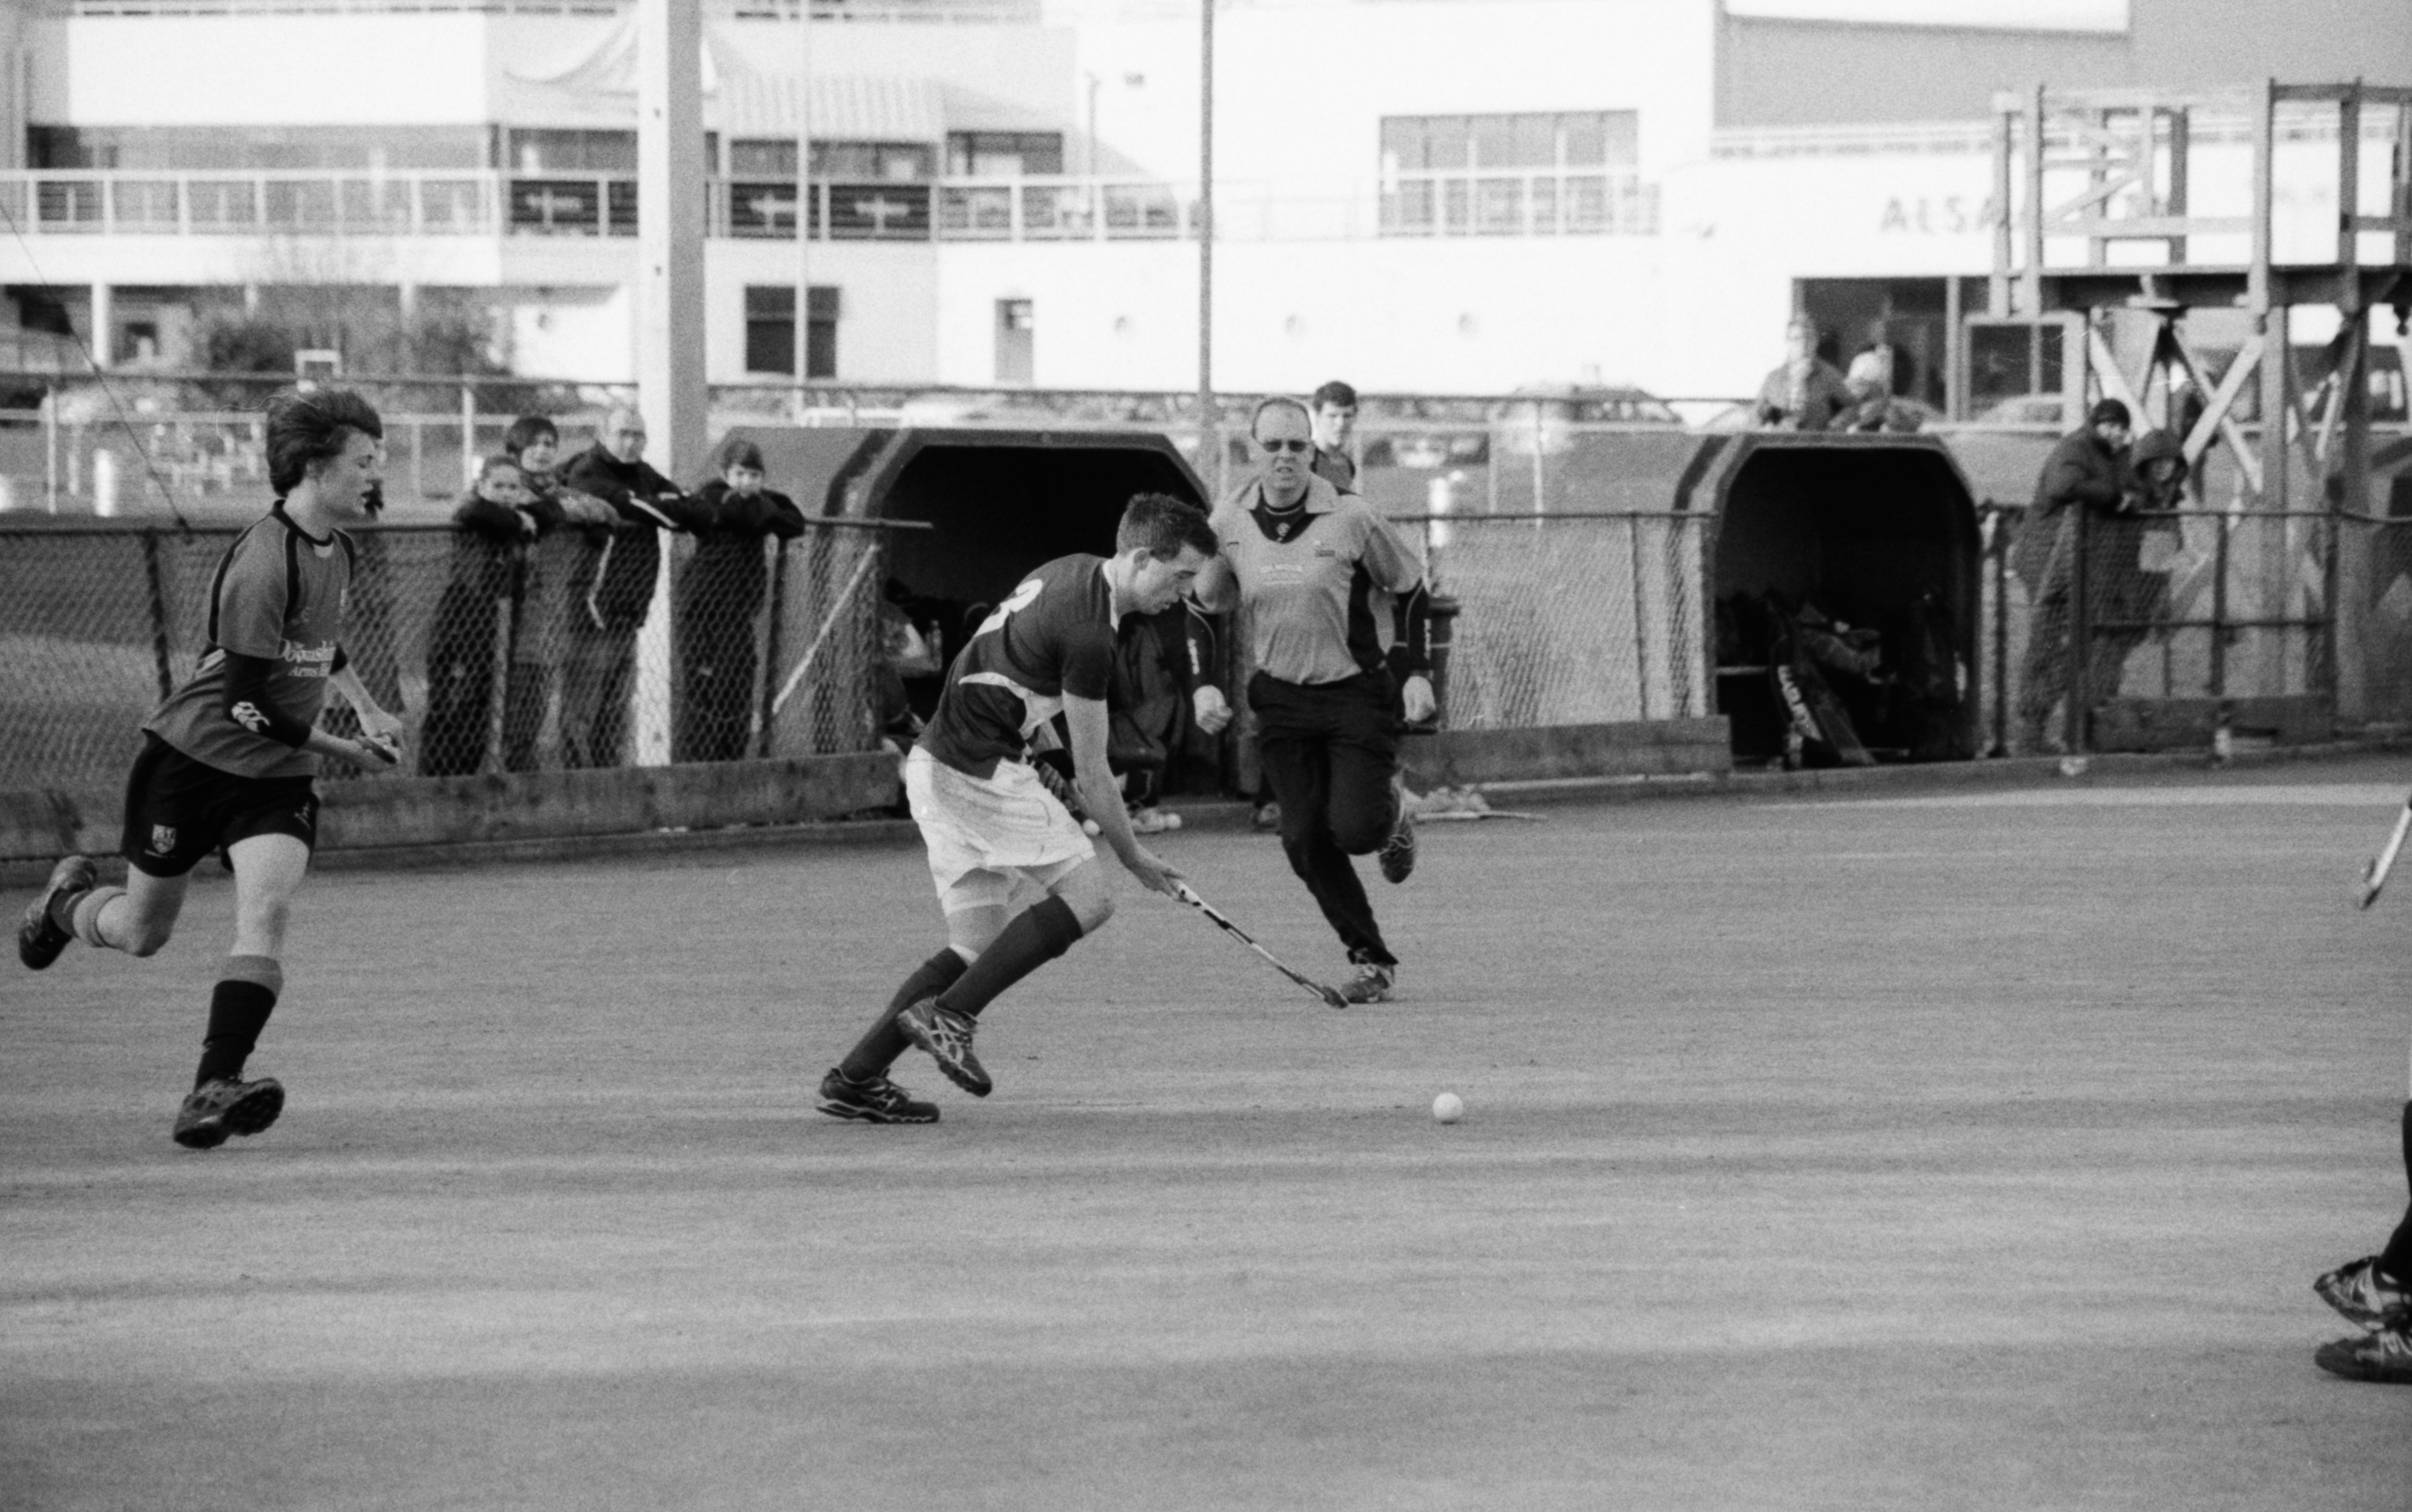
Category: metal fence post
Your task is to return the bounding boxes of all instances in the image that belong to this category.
[756,535,789,758]
[1991,507,2010,755]
[2066,501,2090,754]
[139,528,175,702]
[1628,516,1652,720]
[2210,511,2229,699]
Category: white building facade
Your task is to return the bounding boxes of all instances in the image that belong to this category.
[0,0,2402,406]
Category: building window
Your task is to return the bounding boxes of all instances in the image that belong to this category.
[30,124,488,171]
[745,285,839,378]
[945,132,1064,178]
[1379,111,1647,237]
[727,140,935,181]
[507,130,638,175]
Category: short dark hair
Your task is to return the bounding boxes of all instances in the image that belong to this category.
[1116,493,1218,560]
[264,387,382,496]
[2088,398,2132,429]
[478,454,524,484]
[1310,380,1359,411]
[503,414,558,458]
[1249,396,1311,437]
[718,438,765,474]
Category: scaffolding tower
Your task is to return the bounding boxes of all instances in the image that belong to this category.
[1984,79,2412,732]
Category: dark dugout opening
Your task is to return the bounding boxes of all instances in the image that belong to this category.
[869,434,1216,792]
[1711,441,1981,765]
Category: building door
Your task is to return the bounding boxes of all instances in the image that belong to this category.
[995,299,1034,385]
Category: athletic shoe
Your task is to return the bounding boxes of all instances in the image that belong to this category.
[171,1076,285,1150]
[817,1067,939,1124]
[1377,803,1418,884]
[1129,806,1182,835]
[18,854,95,970]
[895,998,992,1097]
[1339,961,1396,1004]
[1251,800,1282,832]
[2315,1255,2412,1331]
[2314,1321,2412,1385]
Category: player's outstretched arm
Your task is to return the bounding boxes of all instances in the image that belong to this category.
[329,663,401,740]
[1062,693,1181,895]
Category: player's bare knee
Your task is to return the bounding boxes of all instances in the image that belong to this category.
[121,918,173,957]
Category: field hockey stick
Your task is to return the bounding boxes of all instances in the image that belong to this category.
[1172,881,1350,1010]
[2358,793,2412,910]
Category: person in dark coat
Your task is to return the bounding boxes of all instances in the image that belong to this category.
[2015,398,2135,750]
[420,457,540,777]
[495,415,615,772]
[673,439,806,762]
[1754,316,1853,431]
[556,408,701,768]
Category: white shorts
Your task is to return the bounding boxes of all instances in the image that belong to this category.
[905,745,1096,915]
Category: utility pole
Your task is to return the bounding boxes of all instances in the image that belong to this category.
[1196,0,1216,495]
[794,0,813,391]
[635,0,705,764]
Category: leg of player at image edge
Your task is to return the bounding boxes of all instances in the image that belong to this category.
[2312,1100,2412,1385]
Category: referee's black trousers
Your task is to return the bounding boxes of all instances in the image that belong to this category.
[1249,669,1399,967]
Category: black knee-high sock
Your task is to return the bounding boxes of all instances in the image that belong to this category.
[2378,1101,2412,1285]
[936,895,1085,1020]
[839,950,970,1082]
[195,956,281,1088]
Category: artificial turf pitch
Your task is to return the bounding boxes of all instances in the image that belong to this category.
[5,759,2410,1509]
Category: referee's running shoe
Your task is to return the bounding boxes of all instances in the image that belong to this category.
[172,1076,285,1150]
[2315,1321,2412,1385]
[817,1067,939,1124]
[896,998,992,1097]
[19,854,95,970]
[1378,799,1417,885]
[2316,1255,2412,1331]
[1339,958,1396,1004]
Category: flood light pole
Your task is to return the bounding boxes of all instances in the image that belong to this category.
[1197,0,1216,492]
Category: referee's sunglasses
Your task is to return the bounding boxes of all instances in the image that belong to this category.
[1257,438,1311,453]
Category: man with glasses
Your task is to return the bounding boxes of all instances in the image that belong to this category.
[1191,397,1435,1004]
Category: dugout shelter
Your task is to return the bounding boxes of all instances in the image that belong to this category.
[1684,432,1984,766]
[723,422,1213,762]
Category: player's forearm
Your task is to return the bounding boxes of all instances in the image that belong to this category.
[328,665,391,725]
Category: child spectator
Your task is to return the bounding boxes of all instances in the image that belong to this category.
[674,438,806,762]
[497,416,612,771]
[420,457,541,776]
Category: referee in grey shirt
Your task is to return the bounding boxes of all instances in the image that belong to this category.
[1192,397,1434,1004]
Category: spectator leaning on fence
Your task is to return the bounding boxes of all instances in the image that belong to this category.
[421,457,540,777]
[2014,397,2134,752]
[557,408,701,768]
[497,416,614,771]
[673,439,807,763]
[1754,315,1853,432]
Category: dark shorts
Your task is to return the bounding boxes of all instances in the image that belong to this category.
[120,735,320,878]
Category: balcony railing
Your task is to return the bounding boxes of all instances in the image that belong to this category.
[0,170,1659,243]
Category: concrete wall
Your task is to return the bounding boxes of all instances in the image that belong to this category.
[0,752,904,863]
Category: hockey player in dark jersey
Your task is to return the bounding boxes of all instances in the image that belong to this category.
[16,388,403,1150]
[818,493,1220,1123]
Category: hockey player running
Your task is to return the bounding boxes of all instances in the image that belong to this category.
[818,493,1220,1122]
[17,388,403,1149]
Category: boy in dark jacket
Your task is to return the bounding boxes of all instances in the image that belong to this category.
[420,457,541,776]
[674,439,806,762]
[495,416,613,771]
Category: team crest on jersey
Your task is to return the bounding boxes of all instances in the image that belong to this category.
[148,824,177,856]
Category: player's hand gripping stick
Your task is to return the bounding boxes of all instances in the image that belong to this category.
[1172,881,1350,1011]
[2358,792,2412,909]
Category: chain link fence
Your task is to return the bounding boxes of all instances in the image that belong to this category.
[0,518,890,796]
[1408,511,1710,729]
[1979,500,2349,754]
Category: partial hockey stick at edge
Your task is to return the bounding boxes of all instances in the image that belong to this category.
[2358,794,2412,910]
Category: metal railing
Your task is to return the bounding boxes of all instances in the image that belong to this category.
[0,169,1662,244]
